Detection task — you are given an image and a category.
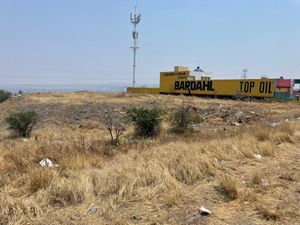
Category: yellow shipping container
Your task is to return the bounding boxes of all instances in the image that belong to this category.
[160,72,275,98]
[127,87,160,94]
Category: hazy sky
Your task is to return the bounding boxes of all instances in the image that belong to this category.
[0,0,300,85]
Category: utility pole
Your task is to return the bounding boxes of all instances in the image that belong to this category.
[242,69,248,80]
[130,5,141,87]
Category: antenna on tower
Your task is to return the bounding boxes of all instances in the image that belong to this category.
[130,3,141,87]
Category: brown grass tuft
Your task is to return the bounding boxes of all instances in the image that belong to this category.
[218,175,238,200]
[272,132,295,144]
[251,172,262,186]
[47,176,90,206]
[257,206,280,221]
[254,127,270,142]
[277,123,294,136]
[257,142,275,157]
[27,167,56,193]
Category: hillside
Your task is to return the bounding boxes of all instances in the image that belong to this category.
[0,92,299,225]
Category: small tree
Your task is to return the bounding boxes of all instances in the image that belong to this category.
[100,105,126,146]
[126,107,163,137]
[0,90,12,103]
[6,111,37,137]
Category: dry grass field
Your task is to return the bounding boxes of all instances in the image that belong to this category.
[0,92,299,225]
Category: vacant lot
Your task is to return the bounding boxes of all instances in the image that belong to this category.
[0,92,299,225]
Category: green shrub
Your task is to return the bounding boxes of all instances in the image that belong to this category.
[0,90,12,103]
[171,105,198,133]
[126,107,163,137]
[6,111,37,137]
[191,114,204,125]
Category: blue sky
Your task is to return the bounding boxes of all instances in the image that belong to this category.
[0,0,300,85]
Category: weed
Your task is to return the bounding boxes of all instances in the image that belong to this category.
[254,127,270,142]
[27,168,55,193]
[218,175,238,200]
[257,142,275,156]
[257,206,280,221]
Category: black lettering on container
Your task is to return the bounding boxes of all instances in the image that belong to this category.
[244,82,249,92]
[240,82,244,92]
[259,82,265,93]
[175,81,180,90]
[268,82,272,93]
[250,82,255,93]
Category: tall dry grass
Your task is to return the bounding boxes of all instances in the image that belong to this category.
[0,120,298,224]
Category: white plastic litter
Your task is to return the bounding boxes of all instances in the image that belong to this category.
[270,123,279,128]
[199,207,211,216]
[253,154,262,160]
[39,158,58,167]
[261,178,270,186]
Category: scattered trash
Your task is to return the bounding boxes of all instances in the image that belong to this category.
[39,158,58,167]
[285,119,289,122]
[253,154,262,160]
[220,160,226,166]
[261,178,270,187]
[23,139,29,142]
[186,214,200,224]
[233,122,241,126]
[131,215,142,221]
[199,207,211,216]
[89,205,97,213]
[250,111,256,114]
[297,117,300,120]
[235,111,243,117]
[270,122,279,128]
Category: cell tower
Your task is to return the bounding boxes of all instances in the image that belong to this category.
[130,5,141,87]
[242,69,248,80]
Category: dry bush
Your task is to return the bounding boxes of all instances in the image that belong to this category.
[162,187,183,207]
[237,136,258,158]
[91,157,180,202]
[257,206,280,221]
[218,175,238,200]
[277,123,294,136]
[254,127,270,142]
[166,150,215,185]
[27,168,56,193]
[272,132,295,145]
[257,142,275,157]
[78,120,100,130]
[204,137,256,161]
[59,153,103,171]
[0,195,25,225]
[47,176,91,206]
[251,172,262,186]
[2,152,31,174]
[100,104,127,146]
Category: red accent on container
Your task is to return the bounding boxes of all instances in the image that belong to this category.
[277,79,291,88]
